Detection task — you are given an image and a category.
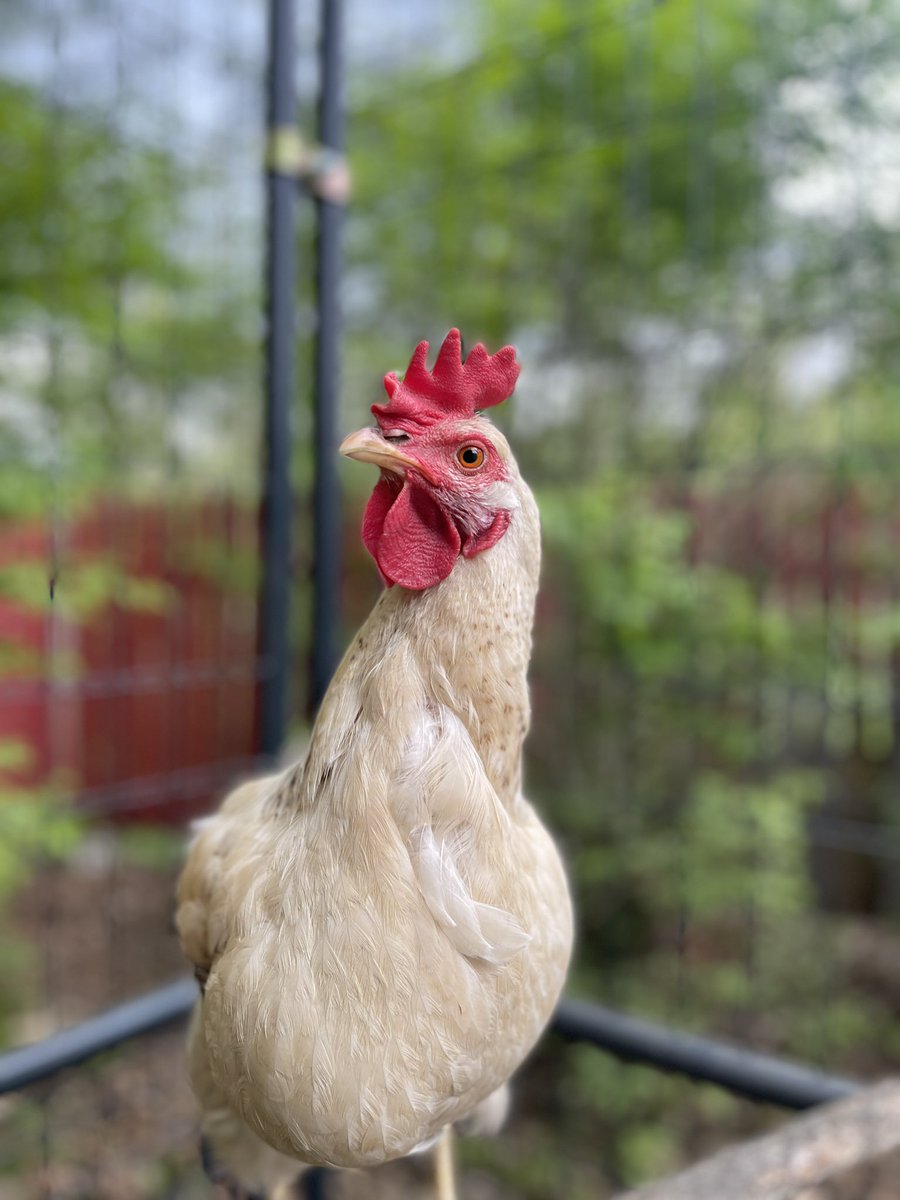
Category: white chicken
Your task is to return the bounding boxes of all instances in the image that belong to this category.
[176,329,573,1197]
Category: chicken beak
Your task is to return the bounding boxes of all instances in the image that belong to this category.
[339,427,436,484]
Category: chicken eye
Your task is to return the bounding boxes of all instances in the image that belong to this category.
[456,444,486,471]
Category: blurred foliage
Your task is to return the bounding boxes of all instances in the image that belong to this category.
[2,0,900,1193]
[0,741,83,1032]
[0,9,263,1049]
[0,78,261,501]
[0,559,172,619]
[0,745,82,904]
[117,825,187,872]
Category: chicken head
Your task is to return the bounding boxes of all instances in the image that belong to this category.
[341,329,520,590]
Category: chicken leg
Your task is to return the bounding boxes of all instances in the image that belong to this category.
[435,1125,457,1200]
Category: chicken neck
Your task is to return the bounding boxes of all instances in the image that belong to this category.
[286,474,540,816]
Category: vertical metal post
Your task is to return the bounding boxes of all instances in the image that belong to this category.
[258,0,297,759]
[309,0,345,715]
[302,1167,329,1199]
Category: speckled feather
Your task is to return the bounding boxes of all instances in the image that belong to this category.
[176,417,573,1185]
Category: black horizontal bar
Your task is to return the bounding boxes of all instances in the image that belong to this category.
[0,978,197,1094]
[808,815,900,862]
[553,997,860,1109]
[0,979,861,1110]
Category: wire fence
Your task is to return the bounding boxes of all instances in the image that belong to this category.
[1,0,272,1193]
[1,0,899,1196]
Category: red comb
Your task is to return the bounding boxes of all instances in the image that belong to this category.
[372,328,520,432]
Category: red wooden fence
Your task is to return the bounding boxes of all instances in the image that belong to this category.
[0,498,262,823]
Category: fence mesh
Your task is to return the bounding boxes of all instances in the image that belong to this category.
[1,0,268,1192]
[2,0,900,1197]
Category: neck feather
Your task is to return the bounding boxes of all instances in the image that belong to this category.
[286,475,540,814]
[382,476,540,801]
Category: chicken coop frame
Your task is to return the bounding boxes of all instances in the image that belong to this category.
[0,0,882,1192]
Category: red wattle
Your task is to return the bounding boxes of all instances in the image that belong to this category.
[461,509,511,558]
[362,477,401,585]
[362,478,461,590]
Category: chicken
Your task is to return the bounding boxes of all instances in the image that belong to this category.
[176,329,573,1197]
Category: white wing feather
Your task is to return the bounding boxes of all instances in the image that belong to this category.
[394,705,531,966]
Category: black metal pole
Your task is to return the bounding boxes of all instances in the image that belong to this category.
[0,978,862,1110]
[258,0,297,758]
[0,978,198,1094]
[553,997,859,1110]
[309,0,345,715]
